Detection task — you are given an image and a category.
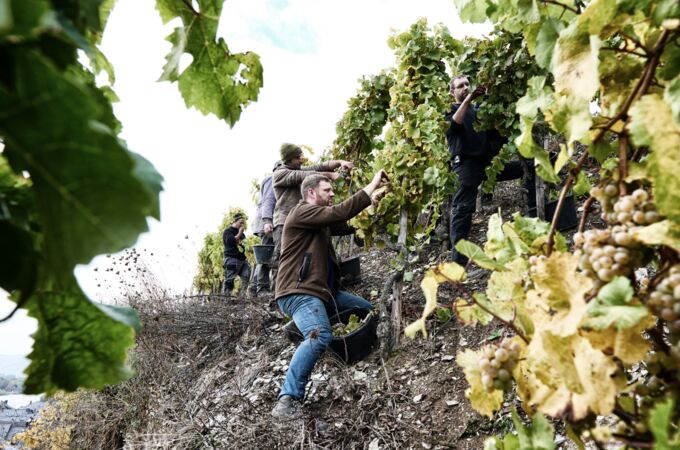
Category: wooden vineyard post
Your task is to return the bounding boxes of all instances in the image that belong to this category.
[392,208,409,349]
[535,139,549,220]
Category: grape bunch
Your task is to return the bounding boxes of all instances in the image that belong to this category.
[647,265,680,353]
[573,228,641,283]
[591,184,661,227]
[478,339,521,392]
[573,186,660,284]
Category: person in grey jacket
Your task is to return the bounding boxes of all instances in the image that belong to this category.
[269,143,354,289]
[251,164,277,296]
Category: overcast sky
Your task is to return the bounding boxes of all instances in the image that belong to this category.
[0,0,490,356]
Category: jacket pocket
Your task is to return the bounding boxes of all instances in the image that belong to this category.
[296,252,312,287]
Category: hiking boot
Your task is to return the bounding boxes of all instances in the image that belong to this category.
[271,395,303,421]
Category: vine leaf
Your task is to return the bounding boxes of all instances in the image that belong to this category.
[582,315,654,365]
[664,76,680,124]
[649,398,680,449]
[519,331,619,420]
[0,50,162,277]
[455,239,507,271]
[453,0,492,24]
[632,220,680,253]
[404,262,465,338]
[156,0,263,127]
[512,408,556,450]
[456,348,504,417]
[534,18,564,69]
[23,276,138,395]
[0,49,160,393]
[525,252,591,337]
[628,94,680,223]
[582,277,650,331]
[454,295,493,326]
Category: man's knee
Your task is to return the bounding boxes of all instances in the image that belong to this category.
[308,325,332,350]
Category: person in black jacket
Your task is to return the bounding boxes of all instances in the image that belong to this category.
[222,213,251,296]
[446,75,536,265]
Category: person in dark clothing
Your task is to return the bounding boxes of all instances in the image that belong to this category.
[251,165,277,296]
[446,75,536,265]
[222,213,251,296]
[270,170,388,421]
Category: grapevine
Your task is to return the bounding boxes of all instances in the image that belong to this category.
[406,0,680,447]
[351,19,456,247]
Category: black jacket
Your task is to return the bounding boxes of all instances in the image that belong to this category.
[223,226,246,260]
[445,104,505,162]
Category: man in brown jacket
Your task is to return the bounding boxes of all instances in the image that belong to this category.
[270,143,354,290]
[271,170,388,421]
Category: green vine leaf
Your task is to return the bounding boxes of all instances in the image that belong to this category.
[23,277,137,395]
[512,408,556,450]
[156,0,263,127]
[0,50,162,277]
[582,277,650,331]
[649,398,680,449]
[455,239,508,271]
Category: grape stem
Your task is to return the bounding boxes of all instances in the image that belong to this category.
[577,195,595,234]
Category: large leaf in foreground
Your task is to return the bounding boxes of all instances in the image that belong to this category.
[23,277,139,394]
[0,50,162,278]
[156,0,263,127]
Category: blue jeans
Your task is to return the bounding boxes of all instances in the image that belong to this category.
[277,291,372,400]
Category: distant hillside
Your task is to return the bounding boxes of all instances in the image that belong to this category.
[0,354,29,377]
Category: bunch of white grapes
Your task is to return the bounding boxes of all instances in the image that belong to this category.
[574,186,659,283]
[573,228,641,283]
[478,339,521,392]
[648,265,680,344]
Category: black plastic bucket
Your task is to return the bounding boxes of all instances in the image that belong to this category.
[339,256,361,286]
[282,307,377,364]
[527,194,578,231]
[253,244,274,264]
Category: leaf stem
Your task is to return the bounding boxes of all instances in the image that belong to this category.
[452,281,530,344]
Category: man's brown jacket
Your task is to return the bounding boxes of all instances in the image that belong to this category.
[275,190,371,303]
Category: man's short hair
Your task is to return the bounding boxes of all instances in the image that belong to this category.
[300,174,331,199]
[450,75,468,90]
[233,213,244,222]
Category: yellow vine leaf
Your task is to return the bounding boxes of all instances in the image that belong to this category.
[404,262,466,338]
[628,94,680,223]
[632,220,680,254]
[456,348,504,418]
[582,314,655,365]
[518,330,619,420]
[486,258,534,336]
[454,295,494,326]
[525,252,593,337]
